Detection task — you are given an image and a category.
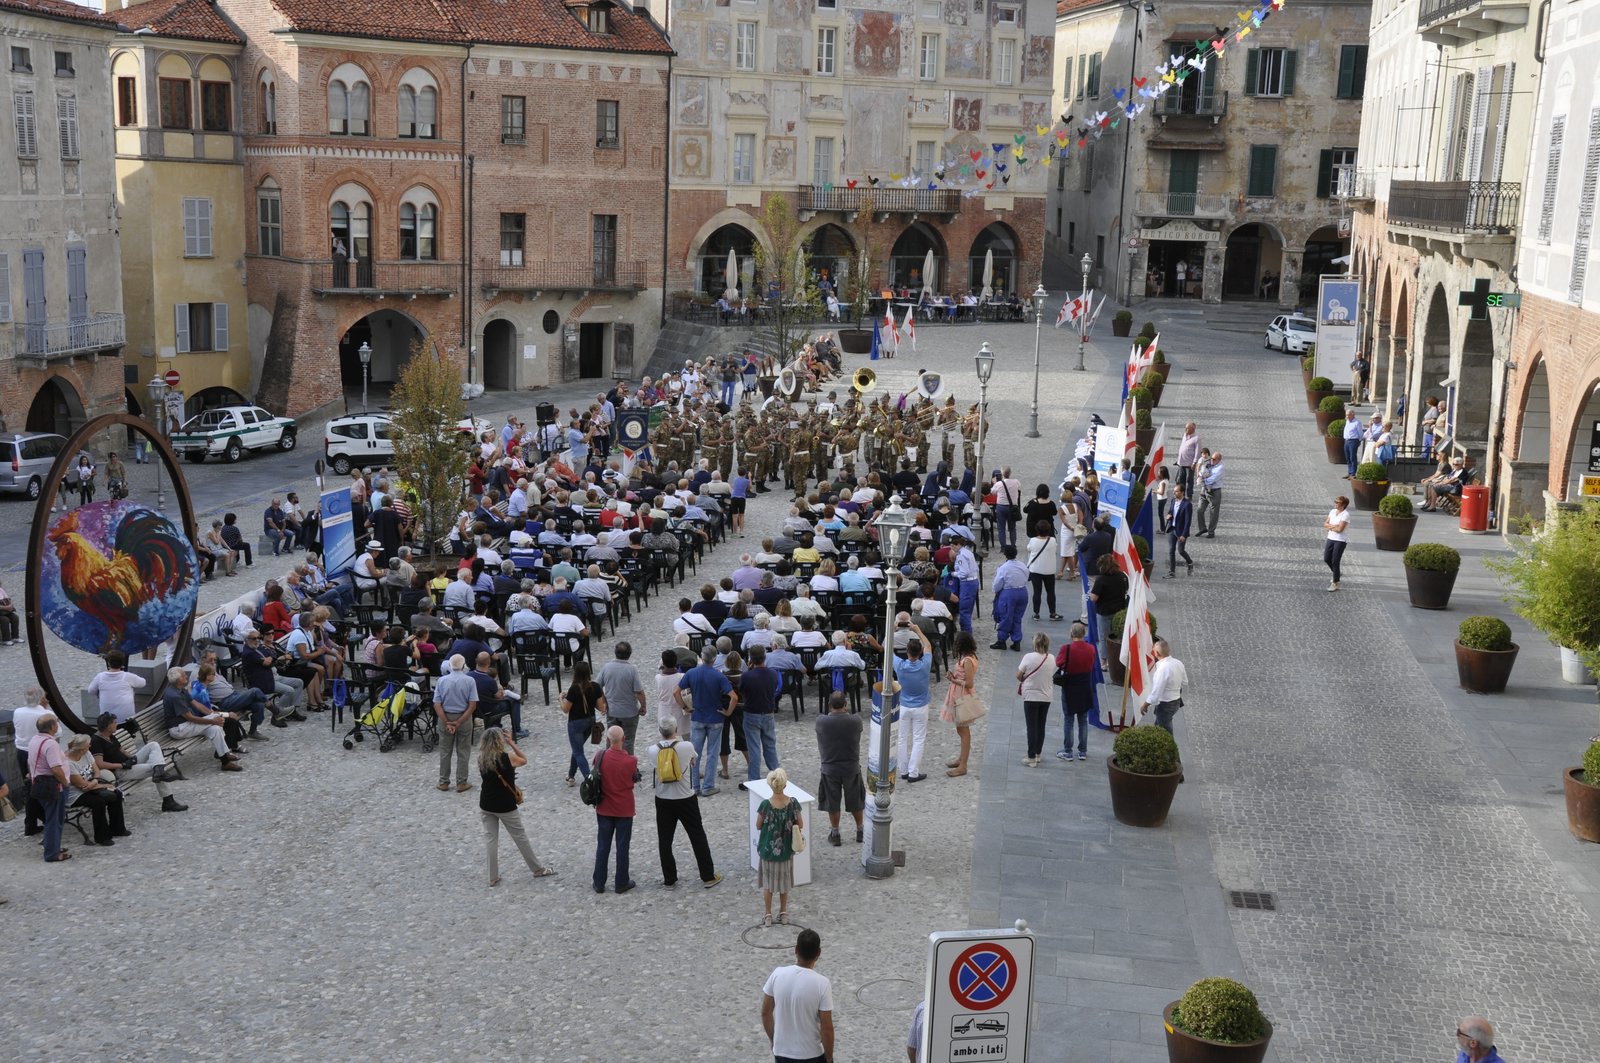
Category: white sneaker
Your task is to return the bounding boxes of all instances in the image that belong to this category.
[1327,581,1340,592]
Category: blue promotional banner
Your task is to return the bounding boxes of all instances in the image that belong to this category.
[1099,474,1131,529]
[320,486,356,577]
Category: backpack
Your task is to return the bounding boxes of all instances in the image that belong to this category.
[655,740,683,784]
[579,749,606,806]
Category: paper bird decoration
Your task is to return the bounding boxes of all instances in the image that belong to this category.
[1188,54,1208,71]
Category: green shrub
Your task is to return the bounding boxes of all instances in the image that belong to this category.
[1404,542,1461,573]
[1355,462,1389,483]
[1108,608,1157,638]
[1318,394,1346,414]
[1152,348,1167,364]
[1128,385,1152,406]
[1487,499,1600,669]
[1378,494,1414,518]
[1326,419,1346,439]
[1171,978,1269,1044]
[1458,616,1513,652]
[1135,408,1153,429]
[1132,533,1150,564]
[1301,355,1314,372]
[1140,320,1157,336]
[1308,376,1333,391]
[1128,481,1146,519]
[1113,309,1133,324]
[1112,725,1179,775]
[1583,741,1600,784]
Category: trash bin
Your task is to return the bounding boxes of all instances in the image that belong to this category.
[1459,484,1489,534]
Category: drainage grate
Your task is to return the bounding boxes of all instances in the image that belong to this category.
[1228,890,1277,911]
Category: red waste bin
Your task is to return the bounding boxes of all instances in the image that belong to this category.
[1459,484,1489,534]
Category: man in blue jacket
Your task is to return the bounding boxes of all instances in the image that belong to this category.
[1166,485,1194,579]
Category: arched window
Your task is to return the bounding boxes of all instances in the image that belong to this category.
[258,72,276,134]
[399,187,439,260]
[257,177,282,256]
[330,183,374,286]
[328,63,370,136]
[397,69,438,139]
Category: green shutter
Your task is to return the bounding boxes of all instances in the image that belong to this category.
[1337,47,1355,98]
[1283,50,1297,96]
[1245,49,1259,96]
[1350,46,1366,98]
[1316,149,1333,198]
[1200,62,1217,111]
[1248,145,1278,197]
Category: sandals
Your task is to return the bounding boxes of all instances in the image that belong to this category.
[762,913,774,927]
[778,912,789,925]
[534,867,557,878]
[46,851,72,862]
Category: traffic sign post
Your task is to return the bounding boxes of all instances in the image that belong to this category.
[164,369,182,388]
[923,924,1035,1063]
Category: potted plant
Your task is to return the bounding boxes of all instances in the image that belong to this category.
[1350,462,1390,511]
[1147,348,1171,382]
[1455,616,1520,694]
[1372,493,1417,552]
[1487,499,1600,685]
[1314,394,1345,434]
[1163,977,1273,1063]
[1403,542,1460,610]
[1143,369,1165,406]
[1301,354,1314,386]
[1305,376,1335,413]
[1135,407,1155,454]
[1323,420,1347,464]
[1113,309,1134,337]
[1565,741,1600,843]
[1140,321,1157,339]
[1107,608,1157,685]
[1106,725,1182,828]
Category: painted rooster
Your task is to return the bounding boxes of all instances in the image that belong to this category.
[48,508,195,652]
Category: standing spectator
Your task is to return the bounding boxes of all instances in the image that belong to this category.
[73,453,96,508]
[1025,522,1061,621]
[1351,350,1372,401]
[1055,487,1081,581]
[951,534,980,633]
[1342,409,1364,478]
[1152,466,1173,532]
[1196,451,1223,537]
[1175,422,1200,494]
[1089,555,1129,661]
[893,623,933,784]
[1454,1016,1504,1063]
[28,712,72,862]
[905,1000,926,1063]
[755,767,804,925]
[739,645,782,789]
[90,712,185,813]
[1016,633,1054,767]
[654,650,690,737]
[560,660,606,785]
[760,929,835,1063]
[1165,485,1194,579]
[433,654,479,793]
[675,645,735,797]
[86,652,146,725]
[942,632,982,777]
[220,512,253,566]
[478,727,555,886]
[1055,622,1097,761]
[591,725,639,894]
[598,642,648,754]
[1323,495,1351,592]
[992,467,1022,549]
[1143,638,1188,734]
[815,692,864,846]
[263,498,288,557]
[12,687,49,834]
[989,545,1029,651]
[647,717,722,889]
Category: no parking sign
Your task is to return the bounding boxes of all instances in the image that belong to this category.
[923,925,1035,1062]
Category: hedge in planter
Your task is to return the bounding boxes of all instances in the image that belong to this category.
[1113,310,1134,337]
[1305,376,1336,413]
[1165,977,1273,1063]
[1314,394,1345,433]
[1323,419,1347,464]
[1403,542,1460,610]
[1107,725,1182,827]
[1372,493,1417,552]
[1455,615,1519,694]
[1351,462,1390,511]
[1487,498,1600,683]
[1567,741,1600,843]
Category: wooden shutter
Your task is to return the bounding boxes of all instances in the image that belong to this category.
[0,253,10,322]
[1316,149,1334,199]
[1248,145,1277,197]
[1489,62,1515,183]
[65,246,86,323]
[213,303,229,350]
[398,86,415,135]
[1465,65,1490,182]
[183,199,212,257]
[175,303,190,353]
[1282,50,1297,96]
[13,91,37,157]
[1569,107,1600,304]
[1539,116,1564,243]
[1244,49,1258,96]
[56,95,78,159]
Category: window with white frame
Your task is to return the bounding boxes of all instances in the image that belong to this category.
[733,132,755,183]
[175,302,228,352]
[328,63,371,136]
[915,140,935,176]
[13,91,38,158]
[56,94,78,159]
[500,213,525,266]
[996,39,1015,86]
[813,136,834,186]
[398,70,438,139]
[257,180,282,256]
[183,197,213,257]
[919,34,938,81]
[399,189,438,260]
[816,27,835,75]
[736,22,758,71]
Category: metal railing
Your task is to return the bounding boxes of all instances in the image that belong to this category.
[478,261,651,292]
[1134,191,1231,218]
[319,259,460,295]
[1418,0,1482,26]
[1387,181,1521,234]
[797,185,963,214]
[1157,90,1229,118]
[4,313,125,359]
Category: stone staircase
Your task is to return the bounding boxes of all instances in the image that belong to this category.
[639,317,814,382]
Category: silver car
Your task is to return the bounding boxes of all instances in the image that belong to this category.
[0,432,68,499]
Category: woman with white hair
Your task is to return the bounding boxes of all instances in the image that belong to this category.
[65,733,129,845]
[478,726,555,886]
[755,767,803,925]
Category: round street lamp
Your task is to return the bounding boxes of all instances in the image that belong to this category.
[358,340,373,413]
[865,493,917,880]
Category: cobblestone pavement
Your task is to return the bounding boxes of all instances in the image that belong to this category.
[0,320,1097,1061]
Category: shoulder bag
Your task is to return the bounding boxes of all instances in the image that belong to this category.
[790,808,806,855]
[495,758,524,806]
[579,749,606,806]
[1018,655,1048,696]
[29,742,61,806]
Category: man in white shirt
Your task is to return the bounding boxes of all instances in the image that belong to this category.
[815,631,866,671]
[231,604,260,643]
[507,480,529,519]
[569,521,598,548]
[1143,638,1188,734]
[507,596,550,635]
[87,652,147,724]
[761,929,834,1063]
[442,569,477,612]
[789,586,827,620]
[476,534,504,568]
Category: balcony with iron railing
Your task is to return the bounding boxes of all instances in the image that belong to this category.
[1387,181,1520,233]
[478,260,651,294]
[1134,191,1232,220]
[4,313,126,360]
[796,185,963,215]
[1157,89,1229,122]
[1417,0,1529,42]
[312,259,460,297]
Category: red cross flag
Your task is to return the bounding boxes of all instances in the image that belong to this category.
[1144,423,1167,488]
[902,304,917,350]
[1118,574,1158,711]
[885,303,901,347]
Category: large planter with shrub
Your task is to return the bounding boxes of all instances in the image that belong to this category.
[1112,310,1134,337]
[1106,607,1156,686]
[1566,742,1600,843]
[1314,394,1345,434]
[1372,493,1417,552]
[838,328,873,355]
[1486,498,1600,683]
[1107,726,1182,828]
[1163,978,1273,1063]
[1147,350,1171,382]
[1305,376,1335,413]
[1403,542,1460,610]
[1455,616,1519,693]
[1301,355,1314,387]
[1323,420,1347,464]
[1350,463,1390,511]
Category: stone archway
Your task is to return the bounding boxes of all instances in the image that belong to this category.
[1504,357,1551,521]
[1456,315,1495,448]
[338,308,425,404]
[483,318,517,391]
[1221,222,1284,300]
[1562,381,1600,501]
[25,376,87,436]
[1409,285,1451,444]
[695,223,760,297]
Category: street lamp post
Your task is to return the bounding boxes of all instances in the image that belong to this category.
[145,375,166,512]
[1026,282,1048,438]
[865,494,916,881]
[358,341,373,412]
[974,342,994,490]
[1076,253,1093,372]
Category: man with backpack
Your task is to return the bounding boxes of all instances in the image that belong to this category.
[647,717,722,890]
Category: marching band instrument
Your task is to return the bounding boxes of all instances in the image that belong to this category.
[852,367,877,394]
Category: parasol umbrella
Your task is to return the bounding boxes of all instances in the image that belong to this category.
[980,249,994,301]
[724,249,738,300]
[922,249,936,298]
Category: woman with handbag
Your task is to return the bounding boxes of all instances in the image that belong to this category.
[65,735,129,846]
[1055,623,1097,761]
[560,661,607,787]
[1026,522,1062,622]
[1016,633,1054,767]
[478,727,555,886]
[941,632,985,777]
[755,767,803,926]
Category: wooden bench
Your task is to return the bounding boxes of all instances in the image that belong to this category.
[64,689,212,844]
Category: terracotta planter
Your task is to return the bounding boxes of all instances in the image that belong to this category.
[1113,318,1133,337]
[1371,513,1417,552]
[1565,769,1600,843]
[1350,477,1389,511]
[1107,757,1182,827]
[1163,1003,1273,1063]
[1147,362,1171,382]
[1314,408,1341,434]
[1455,640,1519,693]
[1323,436,1345,464]
[1305,388,1335,413]
[838,328,873,355]
[1135,426,1155,454]
[1404,565,1458,610]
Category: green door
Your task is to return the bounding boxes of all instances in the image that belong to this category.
[1167,151,1199,215]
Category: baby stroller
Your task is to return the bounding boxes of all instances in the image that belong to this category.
[343,677,433,753]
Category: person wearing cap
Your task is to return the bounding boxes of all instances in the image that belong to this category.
[90,712,187,813]
[1422,454,1471,511]
[951,532,980,634]
[352,540,384,598]
[990,545,1029,651]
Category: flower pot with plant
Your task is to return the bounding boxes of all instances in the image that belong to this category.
[1107,725,1182,828]
[1140,321,1157,338]
[1314,394,1345,434]
[1487,499,1600,685]
[1403,542,1460,610]
[1301,354,1314,386]
[1351,462,1390,511]
[1148,348,1171,382]
[1163,977,1273,1063]
[1323,420,1347,464]
[1455,616,1520,694]
[1372,493,1417,551]
[1565,741,1600,843]
[1306,376,1336,413]
[1113,309,1134,337]
[1106,607,1157,686]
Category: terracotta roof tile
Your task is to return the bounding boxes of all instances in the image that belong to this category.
[1057,0,1114,14]
[114,0,242,44]
[267,0,671,54]
[0,0,116,29]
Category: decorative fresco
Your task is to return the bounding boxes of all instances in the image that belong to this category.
[766,136,797,179]
[951,95,983,132]
[1023,36,1052,82]
[674,22,702,64]
[942,0,969,26]
[1020,98,1049,131]
[675,132,709,178]
[769,0,807,29]
[849,11,903,78]
[775,32,804,74]
[845,86,905,170]
[677,76,709,126]
[945,29,983,79]
[706,23,732,68]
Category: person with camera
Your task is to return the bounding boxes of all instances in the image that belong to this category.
[892,620,933,784]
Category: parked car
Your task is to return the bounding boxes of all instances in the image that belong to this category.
[323,411,492,475]
[1265,314,1316,353]
[0,432,68,499]
[169,405,297,463]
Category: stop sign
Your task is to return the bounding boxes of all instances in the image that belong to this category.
[164,369,181,388]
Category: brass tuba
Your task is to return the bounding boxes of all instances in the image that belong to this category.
[852,367,877,394]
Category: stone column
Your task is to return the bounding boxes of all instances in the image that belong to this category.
[1279,250,1303,310]
[1202,244,1224,304]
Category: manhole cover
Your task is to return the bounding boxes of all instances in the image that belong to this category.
[855,978,922,1011]
[741,922,804,950]
[1228,890,1277,911]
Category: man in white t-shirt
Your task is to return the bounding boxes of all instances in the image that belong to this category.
[761,929,834,1063]
[87,652,147,724]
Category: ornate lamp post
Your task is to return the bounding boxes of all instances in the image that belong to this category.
[1077,253,1093,372]
[865,493,916,880]
[974,341,994,487]
[358,341,373,412]
[1026,282,1048,438]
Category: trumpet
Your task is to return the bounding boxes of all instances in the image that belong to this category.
[852,367,877,394]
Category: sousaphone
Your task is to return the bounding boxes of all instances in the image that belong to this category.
[852,367,877,394]
[777,366,801,400]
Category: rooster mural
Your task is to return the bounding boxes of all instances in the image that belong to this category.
[43,504,198,655]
